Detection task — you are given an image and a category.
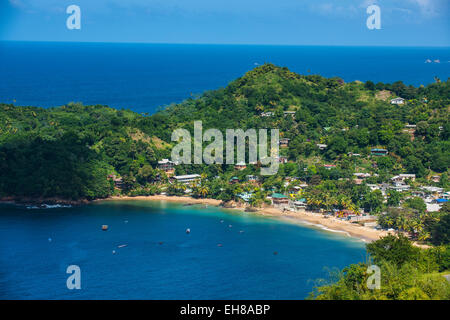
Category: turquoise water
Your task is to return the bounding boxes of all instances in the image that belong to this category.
[0,201,366,299]
[0,42,449,113]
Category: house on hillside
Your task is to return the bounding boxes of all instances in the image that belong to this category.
[108,174,124,189]
[172,174,201,185]
[293,199,307,210]
[279,138,290,148]
[283,111,296,118]
[234,162,247,171]
[390,97,405,105]
[157,159,176,176]
[238,192,253,202]
[431,175,441,183]
[246,175,258,182]
[229,176,240,184]
[391,174,416,184]
[270,193,290,206]
[371,148,388,156]
[278,156,288,164]
[348,152,361,157]
[317,144,328,151]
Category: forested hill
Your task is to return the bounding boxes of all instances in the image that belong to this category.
[0,104,172,200]
[145,63,448,132]
[0,64,449,200]
[142,63,449,171]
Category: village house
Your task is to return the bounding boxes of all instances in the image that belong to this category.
[390,97,405,105]
[366,184,381,192]
[279,138,290,148]
[246,175,258,183]
[172,174,201,185]
[348,215,377,223]
[390,184,410,192]
[431,175,441,183]
[421,186,444,197]
[157,159,176,177]
[229,176,240,184]
[293,199,307,210]
[261,112,274,117]
[270,193,290,207]
[391,174,416,184]
[108,174,124,189]
[238,192,253,202]
[283,111,296,118]
[426,203,441,212]
[316,144,328,150]
[234,162,247,171]
[402,125,416,141]
[324,164,336,170]
[347,152,361,157]
[371,148,388,156]
[278,156,288,164]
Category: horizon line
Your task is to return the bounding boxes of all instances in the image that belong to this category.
[1,40,450,48]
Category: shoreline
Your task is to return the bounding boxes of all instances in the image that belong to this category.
[100,195,390,242]
[3,194,428,245]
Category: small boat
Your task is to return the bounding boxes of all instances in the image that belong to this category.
[102,225,108,231]
[117,244,128,248]
[217,243,223,247]
[228,225,232,228]
[273,251,278,255]
[186,228,191,234]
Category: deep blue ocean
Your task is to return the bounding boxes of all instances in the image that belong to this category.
[0,41,449,113]
[0,201,366,299]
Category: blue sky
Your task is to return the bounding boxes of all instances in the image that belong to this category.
[1,0,449,46]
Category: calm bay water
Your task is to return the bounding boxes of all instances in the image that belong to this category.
[0,201,366,299]
[0,41,449,113]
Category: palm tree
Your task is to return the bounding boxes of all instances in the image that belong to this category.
[199,186,209,198]
[385,217,394,228]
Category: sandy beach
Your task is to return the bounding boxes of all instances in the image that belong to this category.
[104,195,223,206]
[102,195,391,242]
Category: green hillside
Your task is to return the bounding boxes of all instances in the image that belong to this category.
[0,64,448,201]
